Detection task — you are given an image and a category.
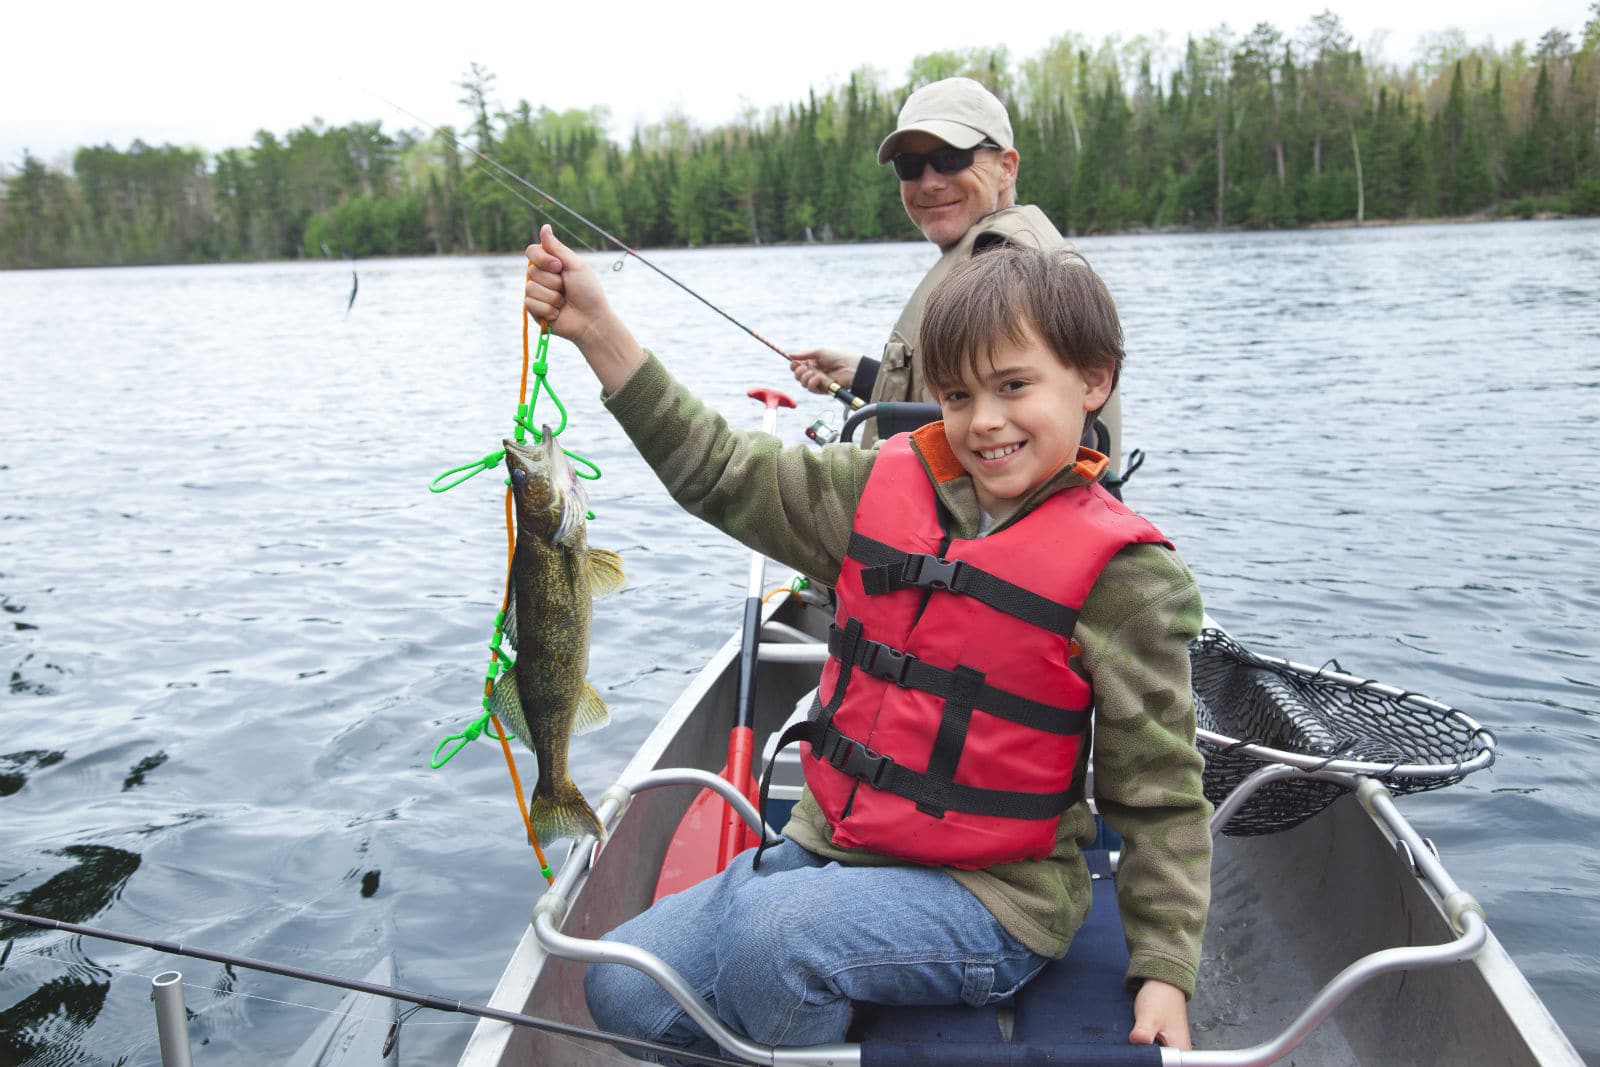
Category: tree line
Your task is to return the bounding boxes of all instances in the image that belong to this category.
[3,9,1598,270]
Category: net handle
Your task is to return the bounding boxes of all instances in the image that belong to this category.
[1196,726,1494,780]
[1193,633,1498,780]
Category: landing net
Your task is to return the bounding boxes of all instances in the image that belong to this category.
[1189,629,1496,836]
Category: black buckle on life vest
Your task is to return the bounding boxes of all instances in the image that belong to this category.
[861,552,967,597]
[906,553,965,592]
[819,730,893,789]
[861,641,916,687]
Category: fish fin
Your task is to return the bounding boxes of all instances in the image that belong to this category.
[485,667,533,750]
[586,548,626,598]
[572,682,612,735]
[528,785,606,844]
[501,573,519,651]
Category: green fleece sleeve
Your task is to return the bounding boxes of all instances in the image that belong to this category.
[1078,544,1212,997]
[602,351,874,584]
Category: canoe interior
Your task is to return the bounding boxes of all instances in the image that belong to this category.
[460,594,1579,1067]
[1198,798,1574,1065]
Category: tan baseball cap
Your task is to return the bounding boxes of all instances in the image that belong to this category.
[877,77,1015,164]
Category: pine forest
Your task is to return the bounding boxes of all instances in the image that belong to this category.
[3,10,1599,270]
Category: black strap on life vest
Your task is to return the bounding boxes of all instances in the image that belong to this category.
[753,618,864,869]
[753,705,1085,858]
[826,625,1089,735]
[753,621,1086,870]
[848,532,1081,637]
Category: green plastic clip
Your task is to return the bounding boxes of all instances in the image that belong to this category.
[431,709,496,769]
[431,450,507,494]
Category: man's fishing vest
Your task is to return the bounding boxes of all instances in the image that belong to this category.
[769,426,1170,870]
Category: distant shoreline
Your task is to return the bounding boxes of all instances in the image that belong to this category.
[6,210,1590,273]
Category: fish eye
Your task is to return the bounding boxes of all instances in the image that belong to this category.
[510,468,528,488]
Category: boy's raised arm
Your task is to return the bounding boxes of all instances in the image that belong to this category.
[524,224,645,395]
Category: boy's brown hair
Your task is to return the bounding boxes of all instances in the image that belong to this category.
[919,246,1123,408]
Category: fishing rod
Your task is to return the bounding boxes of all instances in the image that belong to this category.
[372,90,867,412]
[0,908,747,1067]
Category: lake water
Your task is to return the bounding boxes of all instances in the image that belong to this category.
[2,219,1597,1065]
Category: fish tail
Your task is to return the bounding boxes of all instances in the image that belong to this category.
[528,783,606,845]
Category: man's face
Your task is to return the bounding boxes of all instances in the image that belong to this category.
[894,131,1018,251]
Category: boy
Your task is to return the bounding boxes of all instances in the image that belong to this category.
[523,225,1211,1059]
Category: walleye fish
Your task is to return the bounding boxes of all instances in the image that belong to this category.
[486,429,625,844]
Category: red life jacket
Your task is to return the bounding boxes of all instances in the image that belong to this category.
[764,425,1171,870]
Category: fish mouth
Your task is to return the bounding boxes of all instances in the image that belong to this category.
[504,429,587,543]
[504,426,561,462]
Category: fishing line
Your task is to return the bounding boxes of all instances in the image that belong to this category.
[369,88,866,410]
[0,945,458,1029]
[0,911,749,1067]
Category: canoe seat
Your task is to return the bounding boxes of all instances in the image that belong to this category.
[851,849,1161,1065]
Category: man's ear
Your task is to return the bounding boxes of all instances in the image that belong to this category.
[998,149,1020,194]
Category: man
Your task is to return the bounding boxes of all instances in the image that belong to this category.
[790,76,1122,463]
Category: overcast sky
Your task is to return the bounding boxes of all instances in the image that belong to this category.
[4,0,1590,170]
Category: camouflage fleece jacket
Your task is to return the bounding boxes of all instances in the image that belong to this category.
[604,353,1213,997]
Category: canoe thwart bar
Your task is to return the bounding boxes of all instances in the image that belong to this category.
[622,768,779,843]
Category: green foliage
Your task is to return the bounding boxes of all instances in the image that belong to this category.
[1572,176,1600,214]
[6,19,1600,269]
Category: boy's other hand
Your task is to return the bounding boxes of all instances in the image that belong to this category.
[524,224,614,350]
[788,347,861,394]
[1129,978,1192,1050]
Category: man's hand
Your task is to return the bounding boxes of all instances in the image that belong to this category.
[788,347,861,395]
[1129,979,1191,1050]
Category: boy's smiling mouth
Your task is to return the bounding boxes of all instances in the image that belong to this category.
[977,442,1025,461]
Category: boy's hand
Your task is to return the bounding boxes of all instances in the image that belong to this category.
[522,224,644,394]
[788,347,861,394]
[524,224,613,348]
[1129,978,1192,1050]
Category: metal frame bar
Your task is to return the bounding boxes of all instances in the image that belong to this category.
[532,765,1492,1067]
[531,771,853,1065]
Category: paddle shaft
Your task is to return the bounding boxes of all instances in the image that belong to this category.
[0,909,746,1067]
[717,389,797,864]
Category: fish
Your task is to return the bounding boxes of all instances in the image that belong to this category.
[485,428,625,844]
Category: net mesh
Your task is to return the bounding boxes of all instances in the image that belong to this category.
[1189,629,1496,836]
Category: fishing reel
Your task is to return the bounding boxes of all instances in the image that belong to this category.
[805,417,839,446]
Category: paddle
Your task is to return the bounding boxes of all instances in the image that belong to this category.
[654,387,796,901]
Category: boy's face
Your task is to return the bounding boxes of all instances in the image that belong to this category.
[934,327,1114,522]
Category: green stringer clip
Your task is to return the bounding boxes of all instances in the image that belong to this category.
[429,325,603,494]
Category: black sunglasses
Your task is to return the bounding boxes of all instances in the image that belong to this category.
[890,142,1002,181]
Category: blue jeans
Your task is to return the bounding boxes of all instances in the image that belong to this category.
[584,838,1049,1064]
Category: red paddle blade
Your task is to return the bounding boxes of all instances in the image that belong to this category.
[653,729,759,902]
[654,767,730,902]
